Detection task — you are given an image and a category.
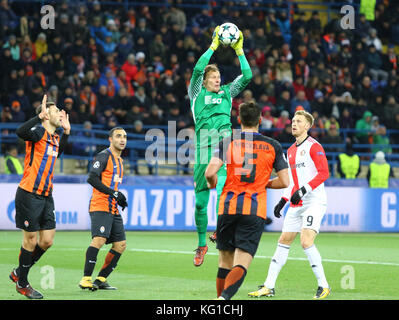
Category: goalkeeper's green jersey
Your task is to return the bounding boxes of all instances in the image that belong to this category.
[188,48,252,152]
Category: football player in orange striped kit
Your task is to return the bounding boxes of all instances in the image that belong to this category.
[205,101,289,300]
[79,127,128,291]
[9,94,70,299]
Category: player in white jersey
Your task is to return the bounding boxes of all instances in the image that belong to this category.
[248,110,331,299]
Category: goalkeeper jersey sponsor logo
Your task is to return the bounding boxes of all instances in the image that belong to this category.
[205,95,222,105]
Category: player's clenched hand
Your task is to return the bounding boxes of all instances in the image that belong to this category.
[274,198,287,218]
[112,191,128,211]
[290,186,307,205]
[210,25,220,51]
[231,30,244,56]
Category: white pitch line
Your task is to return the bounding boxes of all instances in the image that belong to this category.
[1,247,399,267]
[128,248,399,267]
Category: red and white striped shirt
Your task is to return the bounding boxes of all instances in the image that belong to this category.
[283,136,329,207]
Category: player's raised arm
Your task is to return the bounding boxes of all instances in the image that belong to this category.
[229,31,253,98]
[16,94,48,142]
[188,26,220,100]
[57,110,71,157]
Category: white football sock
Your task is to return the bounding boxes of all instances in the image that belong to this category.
[304,245,329,288]
[264,243,290,289]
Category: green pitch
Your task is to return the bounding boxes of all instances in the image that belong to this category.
[1,231,398,300]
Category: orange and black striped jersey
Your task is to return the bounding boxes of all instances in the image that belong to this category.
[88,148,124,215]
[16,116,68,196]
[215,132,288,219]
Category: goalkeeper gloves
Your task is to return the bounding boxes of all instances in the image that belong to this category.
[112,191,128,211]
[274,198,287,218]
[231,30,244,56]
[290,186,307,205]
[210,25,220,51]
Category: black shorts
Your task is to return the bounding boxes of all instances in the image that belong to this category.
[216,214,265,257]
[89,211,126,244]
[15,187,56,232]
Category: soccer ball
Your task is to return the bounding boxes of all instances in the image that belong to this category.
[218,23,240,46]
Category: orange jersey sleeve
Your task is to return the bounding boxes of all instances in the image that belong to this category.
[89,148,124,215]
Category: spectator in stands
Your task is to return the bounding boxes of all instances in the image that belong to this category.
[325,115,340,132]
[131,119,153,175]
[10,101,25,122]
[121,53,138,83]
[276,123,295,144]
[366,44,389,82]
[337,140,361,179]
[339,107,356,130]
[355,110,373,144]
[366,28,383,51]
[0,105,12,123]
[367,151,394,188]
[260,106,276,130]
[144,104,164,126]
[64,97,79,124]
[290,90,310,115]
[309,110,325,140]
[274,110,291,137]
[72,120,96,169]
[321,123,342,145]
[3,34,19,60]
[382,95,399,125]
[356,76,375,105]
[4,145,23,175]
[372,125,392,154]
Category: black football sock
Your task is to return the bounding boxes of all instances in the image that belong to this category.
[98,249,121,279]
[83,246,99,277]
[18,247,33,288]
[32,244,46,264]
[16,244,46,276]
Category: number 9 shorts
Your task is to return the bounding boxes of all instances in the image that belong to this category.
[281,203,327,234]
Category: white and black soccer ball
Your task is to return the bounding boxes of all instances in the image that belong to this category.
[218,22,240,46]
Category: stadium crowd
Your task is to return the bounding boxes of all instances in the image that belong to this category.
[0,0,399,155]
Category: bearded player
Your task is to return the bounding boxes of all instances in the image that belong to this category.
[188,25,252,266]
[79,127,128,291]
[9,94,70,299]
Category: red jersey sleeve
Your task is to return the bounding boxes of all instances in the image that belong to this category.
[307,143,329,190]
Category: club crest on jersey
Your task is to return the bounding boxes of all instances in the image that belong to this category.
[113,174,122,183]
[47,148,58,157]
[218,90,225,94]
[300,150,306,156]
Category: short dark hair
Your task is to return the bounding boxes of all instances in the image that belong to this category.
[109,126,125,137]
[35,102,56,116]
[239,101,261,127]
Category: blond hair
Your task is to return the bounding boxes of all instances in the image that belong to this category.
[294,110,314,127]
[203,64,219,80]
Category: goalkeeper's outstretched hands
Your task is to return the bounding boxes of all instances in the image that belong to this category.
[210,25,220,51]
[231,30,244,56]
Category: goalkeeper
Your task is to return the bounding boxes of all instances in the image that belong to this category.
[188,26,252,267]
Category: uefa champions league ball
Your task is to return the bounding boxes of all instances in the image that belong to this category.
[218,22,240,46]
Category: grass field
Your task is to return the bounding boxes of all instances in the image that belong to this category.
[1,231,398,300]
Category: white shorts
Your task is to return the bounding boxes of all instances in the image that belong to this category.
[282,203,327,234]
